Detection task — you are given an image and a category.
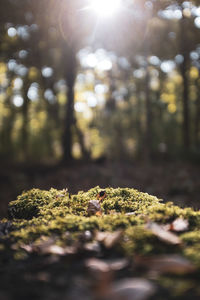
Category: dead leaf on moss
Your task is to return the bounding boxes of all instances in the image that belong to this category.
[21,237,55,253]
[21,244,33,253]
[44,245,76,255]
[169,218,189,232]
[125,212,136,216]
[84,241,101,254]
[21,239,76,256]
[95,230,123,249]
[146,222,181,245]
[97,190,106,201]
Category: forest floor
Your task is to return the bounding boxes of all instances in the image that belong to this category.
[0,161,200,300]
[0,160,200,217]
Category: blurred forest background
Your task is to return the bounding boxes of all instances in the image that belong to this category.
[0,0,200,215]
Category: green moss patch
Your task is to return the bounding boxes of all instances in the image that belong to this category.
[0,186,199,265]
[1,186,200,299]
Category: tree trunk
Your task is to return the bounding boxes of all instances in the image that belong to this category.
[135,83,142,157]
[62,43,77,162]
[22,77,30,160]
[74,121,90,160]
[180,55,190,150]
[144,62,152,160]
[180,16,190,151]
[2,95,15,159]
[194,74,200,148]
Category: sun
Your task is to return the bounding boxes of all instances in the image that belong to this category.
[89,0,121,18]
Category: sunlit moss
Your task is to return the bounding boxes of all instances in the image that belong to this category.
[1,186,200,265]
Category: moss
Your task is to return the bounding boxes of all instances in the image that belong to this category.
[0,186,200,267]
[8,188,68,219]
[180,231,200,266]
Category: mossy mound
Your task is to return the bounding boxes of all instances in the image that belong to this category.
[0,186,199,262]
[1,187,200,299]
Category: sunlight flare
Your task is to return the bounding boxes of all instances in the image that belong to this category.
[89,0,121,18]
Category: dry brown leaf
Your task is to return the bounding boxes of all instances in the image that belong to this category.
[21,239,76,256]
[84,241,101,253]
[106,258,129,271]
[110,278,156,300]
[95,211,102,216]
[86,257,128,274]
[86,258,110,273]
[95,230,123,248]
[135,255,196,275]
[95,231,107,242]
[146,222,181,245]
[97,190,106,201]
[46,245,76,255]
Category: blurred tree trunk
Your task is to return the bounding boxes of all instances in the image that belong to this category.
[74,121,90,160]
[144,61,152,160]
[2,95,15,158]
[143,7,153,161]
[22,76,30,160]
[194,73,200,148]
[1,73,15,159]
[179,16,190,151]
[135,83,142,156]
[62,43,77,162]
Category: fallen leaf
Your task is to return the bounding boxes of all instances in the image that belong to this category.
[105,258,129,271]
[171,218,189,232]
[135,255,196,274]
[95,231,107,242]
[86,258,110,273]
[84,241,101,254]
[110,278,156,300]
[146,222,181,245]
[21,237,76,256]
[43,245,76,255]
[125,212,136,216]
[85,257,128,276]
[21,237,55,253]
[21,244,33,253]
[95,211,102,216]
[97,190,106,201]
[95,230,123,249]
